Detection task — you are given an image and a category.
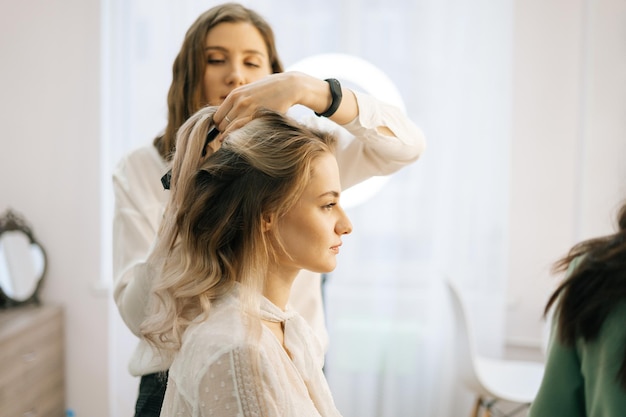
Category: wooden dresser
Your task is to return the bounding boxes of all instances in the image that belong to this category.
[0,305,65,417]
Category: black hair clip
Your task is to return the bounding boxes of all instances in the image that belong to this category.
[202,127,220,157]
[161,127,220,190]
[161,170,172,190]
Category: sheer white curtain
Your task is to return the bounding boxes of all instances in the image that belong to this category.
[102,1,512,416]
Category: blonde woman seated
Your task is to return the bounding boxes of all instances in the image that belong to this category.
[141,106,351,417]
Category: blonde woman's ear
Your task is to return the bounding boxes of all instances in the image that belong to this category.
[262,213,275,232]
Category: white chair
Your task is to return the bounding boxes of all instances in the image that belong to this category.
[444,278,545,417]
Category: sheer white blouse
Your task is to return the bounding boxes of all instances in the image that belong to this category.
[160,290,343,417]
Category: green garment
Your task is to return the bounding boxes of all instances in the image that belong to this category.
[528,301,626,417]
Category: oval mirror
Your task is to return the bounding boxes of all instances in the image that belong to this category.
[0,209,47,308]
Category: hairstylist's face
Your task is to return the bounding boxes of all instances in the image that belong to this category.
[202,22,272,105]
[274,153,353,275]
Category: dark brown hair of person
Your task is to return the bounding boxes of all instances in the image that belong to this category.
[545,201,626,390]
[153,3,284,160]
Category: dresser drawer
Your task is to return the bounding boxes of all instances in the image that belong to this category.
[0,306,65,417]
[0,311,62,370]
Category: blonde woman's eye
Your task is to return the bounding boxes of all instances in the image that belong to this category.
[323,203,336,210]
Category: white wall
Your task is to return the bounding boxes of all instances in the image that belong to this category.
[0,1,109,417]
[1,1,624,416]
[506,0,626,350]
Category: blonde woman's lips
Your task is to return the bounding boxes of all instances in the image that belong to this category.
[330,243,342,253]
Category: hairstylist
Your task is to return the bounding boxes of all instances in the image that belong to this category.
[112,3,426,416]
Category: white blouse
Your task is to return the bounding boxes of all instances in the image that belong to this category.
[160,290,343,417]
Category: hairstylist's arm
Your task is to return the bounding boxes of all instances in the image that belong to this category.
[213,71,358,133]
[112,163,161,336]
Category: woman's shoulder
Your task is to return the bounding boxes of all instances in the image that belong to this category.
[115,143,165,173]
[172,308,268,385]
[113,143,168,195]
[181,296,255,353]
[599,301,626,337]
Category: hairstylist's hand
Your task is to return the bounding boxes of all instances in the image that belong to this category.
[214,72,299,134]
[215,71,338,135]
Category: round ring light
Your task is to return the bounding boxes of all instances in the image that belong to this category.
[288,53,406,209]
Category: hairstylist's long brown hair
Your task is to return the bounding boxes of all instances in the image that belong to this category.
[546,201,626,390]
[154,3,284,161]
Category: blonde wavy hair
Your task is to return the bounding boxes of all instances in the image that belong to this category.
[141,106,337,354]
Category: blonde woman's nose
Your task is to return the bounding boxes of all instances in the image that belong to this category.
[337,207,353,235]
